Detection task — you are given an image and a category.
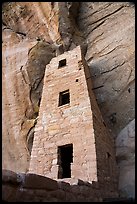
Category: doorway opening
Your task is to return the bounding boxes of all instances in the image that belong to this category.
[57,144,73,179]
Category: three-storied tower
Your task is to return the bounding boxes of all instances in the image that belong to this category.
[29,46,118,190]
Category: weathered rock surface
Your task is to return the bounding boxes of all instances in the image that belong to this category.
[2,2,57,172]
[116,119,135,198]
[2,169,118,202]
[2,28,36,172]
[2,2,135,198]
[77,2,135,136]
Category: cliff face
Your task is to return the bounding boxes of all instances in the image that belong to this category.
[2,2,135,198]
[116,119,135,198]
[77,2,135,136]
[2,2,58,172]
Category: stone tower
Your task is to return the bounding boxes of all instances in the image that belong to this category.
[29,46,118,188]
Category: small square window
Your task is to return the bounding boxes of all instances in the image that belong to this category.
[58,59,66,68]
[59,90,70,106]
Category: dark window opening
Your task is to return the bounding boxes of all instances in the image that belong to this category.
[58,59,66,68]
[106,152,112,176]
[128,87,130,93]
[57,144,73,179]
[59,90,70,106]
[106,152,111,158]
[76,79,79,82]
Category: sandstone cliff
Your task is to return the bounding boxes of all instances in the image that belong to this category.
[78,2,135,137]
[116,119,135,198]
[2,2,135,198]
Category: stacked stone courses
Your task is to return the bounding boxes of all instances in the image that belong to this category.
[29,46,118,197]
[2,170,117,202]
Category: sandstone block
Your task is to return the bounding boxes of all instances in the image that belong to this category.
[49,189,66,200]
[23,173,58,190]
[2,184,17,202]
[2,170,23,185]
[58,180,71,191]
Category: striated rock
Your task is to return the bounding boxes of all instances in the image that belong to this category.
[2,28,36,172]
[25,41,56,110]
[2,2,59,42]
[58,2,87,54]
[116,119,135,198]
[2,3,57,172]
[77,2,135,136]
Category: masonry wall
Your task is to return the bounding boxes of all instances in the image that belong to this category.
[82,56,118,193]
[29,46,98,182]
[2,170,118,202]
[29,46,118,195]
